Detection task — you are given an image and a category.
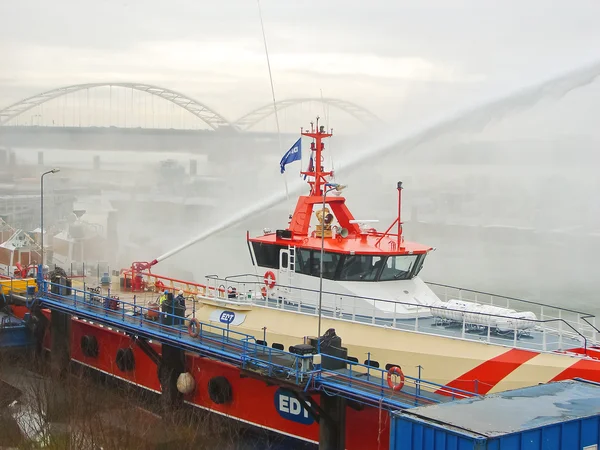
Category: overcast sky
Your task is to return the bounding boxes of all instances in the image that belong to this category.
[1,0,599,130]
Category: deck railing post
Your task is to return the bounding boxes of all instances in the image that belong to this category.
[415,306,419,331]
[461,315,466,339]
[513,321,517,347]
[558,311,563,350]
[542,323,547,351]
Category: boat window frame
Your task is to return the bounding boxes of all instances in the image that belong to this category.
[378,254,422,281]
[295,248,341,280]
[293,247,428,282]
[251,242,287,270]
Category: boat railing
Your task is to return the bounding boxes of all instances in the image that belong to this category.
[203,274,598,354]
[315,354,476,408]
[426,282,599,348]
[37,280,322,384]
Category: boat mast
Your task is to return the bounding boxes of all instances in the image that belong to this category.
[301,117,332,196]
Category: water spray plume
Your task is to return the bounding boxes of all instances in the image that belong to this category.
[155,59,600,265]
[337,59,600,173]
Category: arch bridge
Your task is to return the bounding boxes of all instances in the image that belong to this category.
[0,83,382,130]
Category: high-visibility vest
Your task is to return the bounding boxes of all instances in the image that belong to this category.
[159,294,167,305]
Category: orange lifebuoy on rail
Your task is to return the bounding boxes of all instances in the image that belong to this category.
[260,286,267,298]
[188,318,200,338]
[264,271,276,289]
[387,366,405,392]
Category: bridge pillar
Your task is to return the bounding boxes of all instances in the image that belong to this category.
[319,393,346,450]
[50,310,71,376]
[158,343,185,410]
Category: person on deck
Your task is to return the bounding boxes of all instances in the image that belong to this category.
[159,290,168,306]
[175,290,186,325]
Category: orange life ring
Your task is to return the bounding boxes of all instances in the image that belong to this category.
[387,366,405,392]
[188,318,200,338]
[264,271,276,289]
[260,286,267,298]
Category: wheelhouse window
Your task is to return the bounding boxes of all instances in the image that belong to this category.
[251,242,285,269]
[296,248,340,279]
[379,254,419,281]
[338,255,383,281]
[315,251,341,280]
[294,249,427,281]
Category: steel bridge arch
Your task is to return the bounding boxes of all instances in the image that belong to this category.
[232,97,383,131]
[0,82,232,130]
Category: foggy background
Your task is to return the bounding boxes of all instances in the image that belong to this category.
[1,1,600,315]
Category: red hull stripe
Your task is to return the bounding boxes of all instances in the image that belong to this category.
[550,359,600,383]
[436,348,538,395]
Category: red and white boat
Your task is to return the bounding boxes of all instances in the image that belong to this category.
[8,118,600,448]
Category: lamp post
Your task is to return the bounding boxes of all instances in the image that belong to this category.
[39,168,60,282]
[317,182,346,352]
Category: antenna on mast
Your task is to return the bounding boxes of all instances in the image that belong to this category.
[256,0,288,200]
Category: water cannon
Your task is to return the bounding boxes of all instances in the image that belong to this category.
[131,259,159,272]
[129,259,159,292]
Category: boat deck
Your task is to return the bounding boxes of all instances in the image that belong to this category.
[27,279,475,410]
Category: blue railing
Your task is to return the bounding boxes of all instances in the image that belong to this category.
[315,354,477,409]
[35,279,479,408]
[38,281,316,384]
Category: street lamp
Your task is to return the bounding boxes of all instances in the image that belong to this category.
[317,182,346,352]
[39,168,60,282]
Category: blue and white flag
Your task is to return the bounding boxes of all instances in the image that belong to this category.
[280,138,302,174]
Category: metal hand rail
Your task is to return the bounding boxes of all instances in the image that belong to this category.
[426,281,594,317]
[318,354,475,399]
[202,274,597,353]
[39,281,318,383]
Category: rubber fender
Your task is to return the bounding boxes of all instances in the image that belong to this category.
[208,376,232,404]
[116,347,135,372]
[177,372,196,395]
[80,335,99,358]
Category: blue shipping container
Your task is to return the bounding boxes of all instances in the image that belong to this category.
[390,379,600,450]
